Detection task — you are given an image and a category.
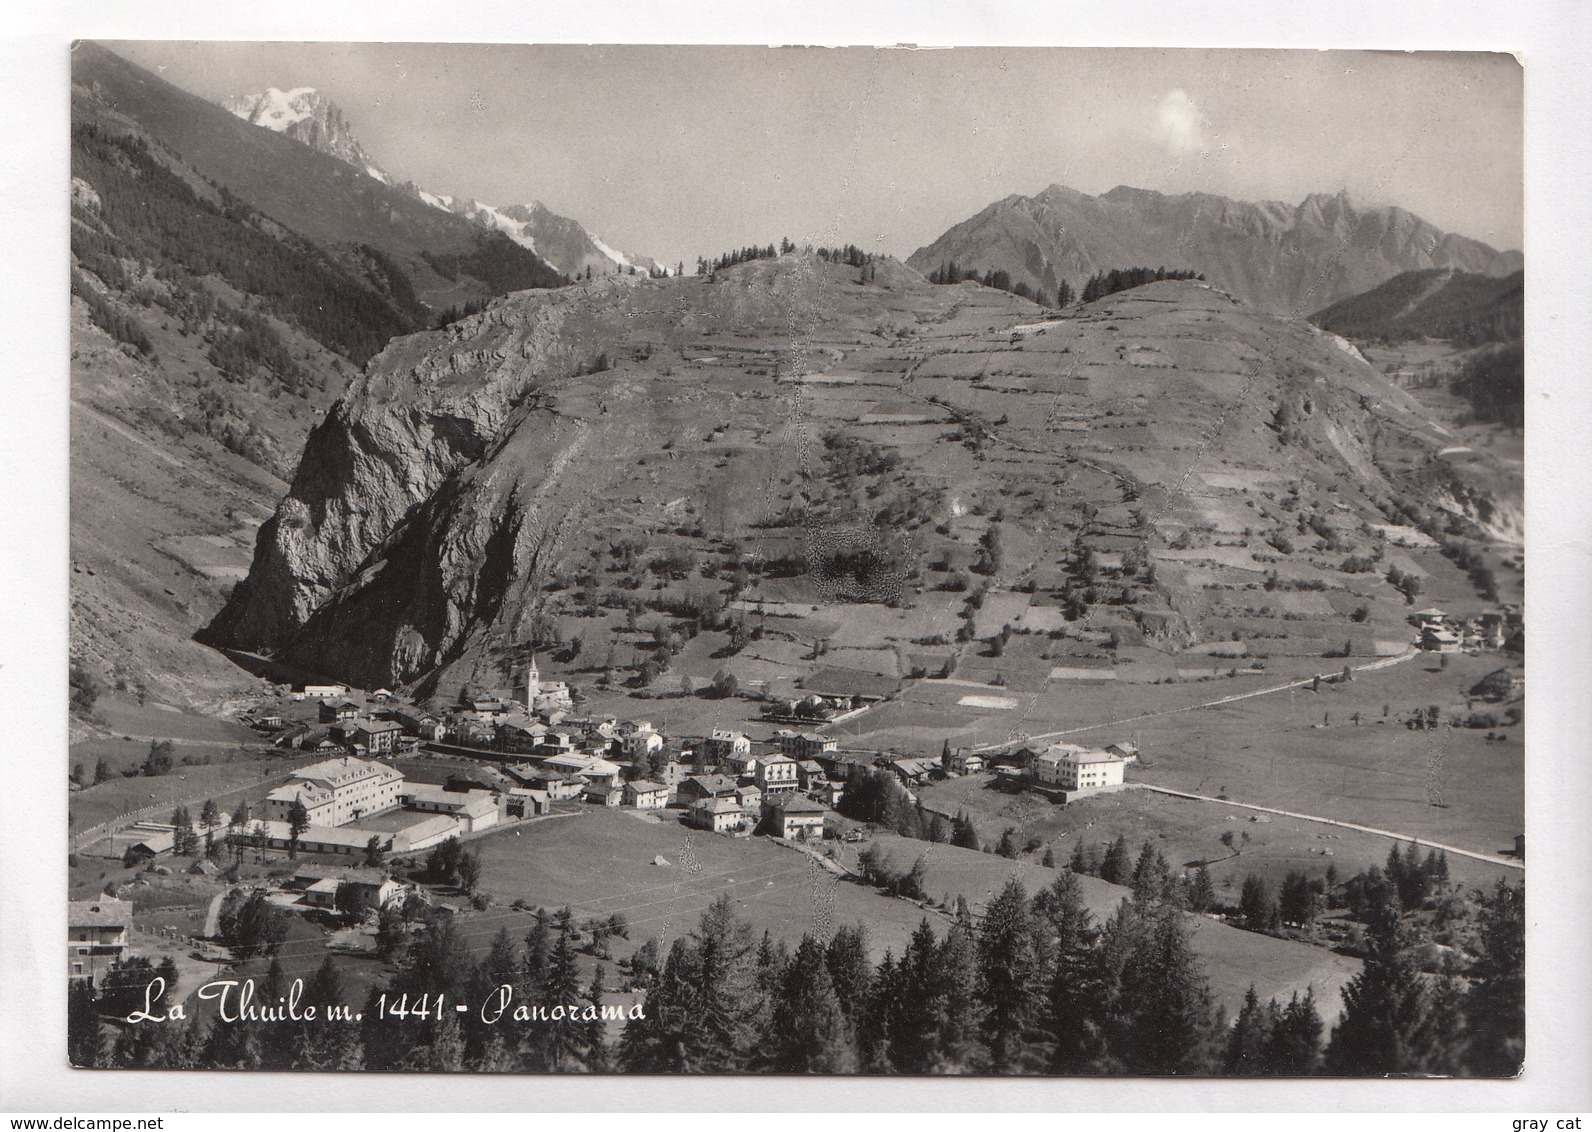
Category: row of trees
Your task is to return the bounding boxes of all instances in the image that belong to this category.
[69,856,1524,1076]
[923,261,1068,307]
[1079,267,1203,302]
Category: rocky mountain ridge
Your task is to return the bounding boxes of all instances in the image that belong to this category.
[205,254,1519,704]
[908,183,1523,317]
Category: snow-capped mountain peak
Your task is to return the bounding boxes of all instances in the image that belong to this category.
[222,87,389,182]
[223,86,321,130]
[219,88,657,279]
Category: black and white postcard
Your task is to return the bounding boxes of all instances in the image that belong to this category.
[7,7,1589,1113]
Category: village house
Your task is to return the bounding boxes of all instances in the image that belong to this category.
[754,754,800,794]
[398,783,501,833]
[1419,624,1462,653]
[295,684,349,701]
[111,821,176,864]
[541,752,621,789]
[624,780,670,810]
[774,729,839,761]
[621,725,664,762]
[809,778,846,807]
[814,749,876,781]
[703,728,752,763]
[583,782,624,808]
[68,897,132,979]
[535,772,587,801]
[889,756,939,786]
[687,795,748,834]
[294,867,407,913]
[505,787,551,818]
[679,774,741,803]
[760,794,828,840]
[944,748,987,776]
[650,755,688,790]
[319,699,363,725]
[538,731,577,755]
[794,759,826,788]
[352,718,404,756]
[264,756,405,828]
[734,784,764,813]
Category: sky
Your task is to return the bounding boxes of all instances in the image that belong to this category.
[103,42,1523,278]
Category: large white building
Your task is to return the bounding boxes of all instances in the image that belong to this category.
[1031,744,1128,793]
[264,756,405,827]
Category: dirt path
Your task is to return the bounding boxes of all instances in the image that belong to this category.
[967,648,1418,754]
[1124,783,1523,871]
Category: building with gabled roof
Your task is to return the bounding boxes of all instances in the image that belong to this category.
[773,729,838,761]
[687,795,748,833]
[624,780,670,810]
[264,756,404,828]
[1031,744,1128,793]
[680,774,740,802]
[760,793,828,840]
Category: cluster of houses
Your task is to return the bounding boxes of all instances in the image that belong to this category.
[231,656,1148,860]
[1410,606,1521,654]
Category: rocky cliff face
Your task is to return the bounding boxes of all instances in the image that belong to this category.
[207,255,1519,703]
[908,184,1523,316]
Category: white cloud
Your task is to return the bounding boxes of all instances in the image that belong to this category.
[1153,88,1208,157]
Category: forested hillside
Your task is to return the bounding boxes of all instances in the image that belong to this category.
[1310,269,1523,346]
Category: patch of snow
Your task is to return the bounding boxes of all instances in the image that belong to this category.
[1324,332,1368,365]
[247,87,320,131]
[470,203,540,253]
[590,232,643,271]
[364,165,391,184]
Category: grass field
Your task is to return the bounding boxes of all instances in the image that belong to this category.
[914,776,1519,896]
[69,752,292,837]
[462,809,1359,1021]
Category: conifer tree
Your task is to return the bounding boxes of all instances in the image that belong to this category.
[1263,988,1324,1075]
[1464,880,1525,1076]
[1187,864,1215,914]
[1115,904,1218,1074]
[1324,916,1432,1075]
[935,907,987,1072]
[1038,870,1108,1073]
[763,936,856,1072]
[977,877,1039,1071]
[824,924,872,1033]
[1239,873,1280,932]
[951,810,982,851]
[1099,836,1132,885]
[1225,986,1275,1074]
[888,919,944,1072]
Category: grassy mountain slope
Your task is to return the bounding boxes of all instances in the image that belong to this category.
[207,257,1519,709]
[1309,268,1523,346]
